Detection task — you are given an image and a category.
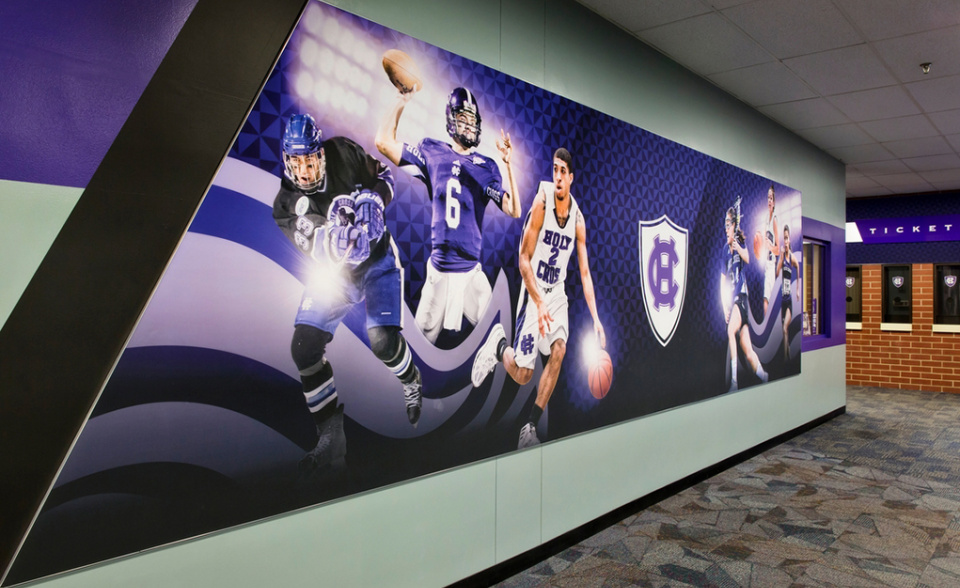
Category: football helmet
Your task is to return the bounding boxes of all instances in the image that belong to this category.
[445,87,482,149]
[283,114,325,193]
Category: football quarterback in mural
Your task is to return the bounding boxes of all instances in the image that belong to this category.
[377,86,521,344]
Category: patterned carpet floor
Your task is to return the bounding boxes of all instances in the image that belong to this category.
[496,386,960,587]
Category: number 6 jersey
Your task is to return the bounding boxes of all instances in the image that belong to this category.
[399,137,505,273]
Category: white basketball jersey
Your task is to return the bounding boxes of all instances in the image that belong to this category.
[765,213,778,262]
[527,181,579,293]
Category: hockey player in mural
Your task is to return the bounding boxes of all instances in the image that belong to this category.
[472,148,606,448]
[273,113,423,473]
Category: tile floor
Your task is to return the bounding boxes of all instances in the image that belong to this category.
[496,386,960,587]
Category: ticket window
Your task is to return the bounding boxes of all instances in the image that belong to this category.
[846,266,862,327]
[881,265,911,325]
[935,264,960,326]
[803,240,824,336]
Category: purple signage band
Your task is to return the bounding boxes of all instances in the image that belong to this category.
[854,215,960,244]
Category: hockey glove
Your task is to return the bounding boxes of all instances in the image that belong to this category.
[355,190,386,245]
[326,224,370,266]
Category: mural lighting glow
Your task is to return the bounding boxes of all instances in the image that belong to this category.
[339,28,356,56]
[302,2,324,36]
[304,255,348,309]
[358,72,373,94]
[347,64,363,89]
[318,47,335,76]
[334,56,351,82]
[300,37,320,68]
[356,46,377,70]
[580,331,603,371]
[355,96,369,117]
[720,272,732,319]
[295,72,315,102]
[313,77,331,105]
[320,15,340,45]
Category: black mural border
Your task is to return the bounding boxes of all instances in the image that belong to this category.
[0,0,307,582]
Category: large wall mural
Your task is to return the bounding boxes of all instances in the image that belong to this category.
[9,2,802,583]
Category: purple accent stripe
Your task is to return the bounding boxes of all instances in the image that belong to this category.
[855,215,960,244]
[801,217,846,352]
[0,0,198,187]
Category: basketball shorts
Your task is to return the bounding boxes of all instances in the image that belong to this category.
[513,284,568,370]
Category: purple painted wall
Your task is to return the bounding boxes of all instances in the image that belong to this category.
[0,0,198,188]
[802,217,846,352]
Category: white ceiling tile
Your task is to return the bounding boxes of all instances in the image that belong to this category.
[929,110,960,135]
[846,175,881,189]
[849,159,910,175]
[882,136,953,159]
[835,0,960,41]
[920,168,960,190]
[708,61,816,106]
[873,172,935,192]
[577,0,712,32]
[847,185,894,197]
[873,26,960,83]
[784,44,898,95]
[860,115,940,142]
[827,86,921,122]
[573,0,960,200]
[903,153,960,172]
[797,124,873,149]
[723,0,862,59]
[758,98,849,130]
[704,0,753,8]
[905,75,960,112]
[637,13,773,75]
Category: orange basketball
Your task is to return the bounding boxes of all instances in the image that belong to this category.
[589,350,613,399]
[753,231,763,259]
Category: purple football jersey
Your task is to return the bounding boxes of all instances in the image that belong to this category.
[400,138,504,272]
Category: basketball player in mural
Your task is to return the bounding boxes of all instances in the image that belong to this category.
[376,87,521,344]
[777,224,800,363]
[472,148,606,448]
[724,199,768,392]
[758,184,780,318]
[274,113,422,474]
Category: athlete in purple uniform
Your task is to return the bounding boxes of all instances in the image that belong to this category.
[777,224,800,363]
[377,87,521,343]
[723,201,767,392]
[274,114,422,475]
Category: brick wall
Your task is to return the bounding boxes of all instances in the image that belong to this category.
[847,263,960,392]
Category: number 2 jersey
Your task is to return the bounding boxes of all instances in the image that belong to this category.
[527,182,579,294]
[399,138,505,273]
